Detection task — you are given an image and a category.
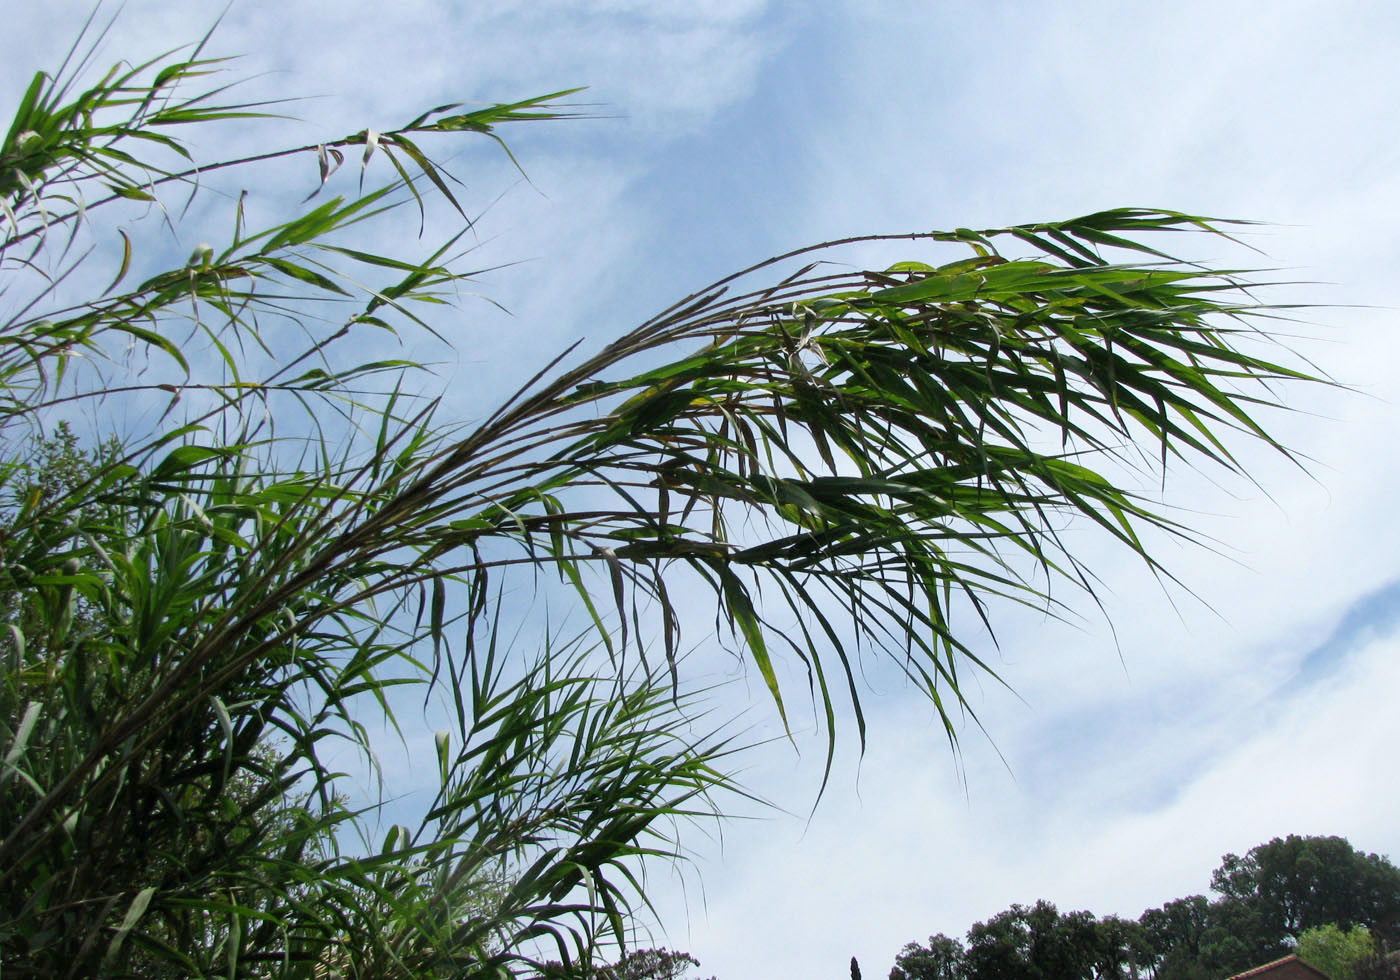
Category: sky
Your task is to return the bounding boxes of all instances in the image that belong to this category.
[9,2,1400,978]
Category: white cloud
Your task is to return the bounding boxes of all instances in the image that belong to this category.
[651,586,1400,980]
[634,4,1400,978]
[8,1,779,139]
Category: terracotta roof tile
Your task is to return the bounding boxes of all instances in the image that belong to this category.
[1226,955,1332,980]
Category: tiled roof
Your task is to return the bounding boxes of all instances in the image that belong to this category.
[1227,955,1332,980]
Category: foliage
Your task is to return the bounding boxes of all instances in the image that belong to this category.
[0,19,737,977]
[1211,836,1400,945]
[1354,951,1400,980]
[962,901,1127,980]
[1298,924,1377,980]
[0,11,1326,980]
[1138,836,1400,979]
[1,422,123,654]
[1139,896,1213,980]
[536,946,715,980]
[611,948,710,980]
[886,837,1400,980]
[890,903,1151,980]
[890,934,965,980]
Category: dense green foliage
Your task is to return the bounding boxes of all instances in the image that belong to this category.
[1212,836,1400,946]
[1298,924,1378,980]
[0,22,740,977]
[892,903,1151,980]
[888,836,1400,980]
[1,13,1324,979]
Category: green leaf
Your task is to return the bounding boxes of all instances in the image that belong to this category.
[104,887,156,965]
[717,563,787,731]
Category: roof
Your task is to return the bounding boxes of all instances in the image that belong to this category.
[1227,955,1332,980]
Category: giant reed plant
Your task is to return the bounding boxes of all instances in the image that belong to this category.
[0,11,1322,979]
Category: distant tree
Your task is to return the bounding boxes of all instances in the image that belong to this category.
[1143,838,1400,980]
[1298,924,1378,980]
[1058,909,1109,978]
[892,904,1168,980]
[1211,836,1400,944]
[963,903,1036,980]
[962,901,1103,980]
[1092,914,1154,980]
[538,947,714,980]
[1139,897,1213,980]
[892,838,1400,980]
[1354,950,1400,980]
[1198,891,1283,978]
[890,934,966,980]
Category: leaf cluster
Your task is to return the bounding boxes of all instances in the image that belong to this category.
[0,17,726,978]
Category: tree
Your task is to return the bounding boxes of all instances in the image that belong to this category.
[537,947,715,980]
[1354,951,1400,980]
[1298,924,1378,980]
[1190,835,1400,976]
[1211,836,1400,947]
[890,839,1400,980]
[1139,896,1214,980]
[1091,915,1154,980]
[1,13,1322,979]
[890,934,966,980]
[961,901,1105,980]
[891,907,1147,980]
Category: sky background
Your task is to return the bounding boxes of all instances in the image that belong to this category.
[9,2,1400,978]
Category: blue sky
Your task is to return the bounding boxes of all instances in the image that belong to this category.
[10,2,1400,978]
